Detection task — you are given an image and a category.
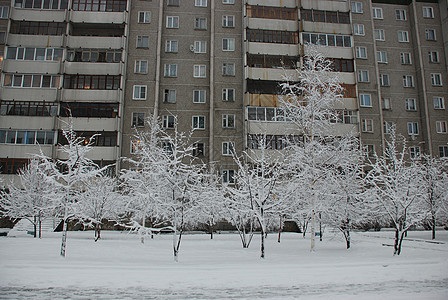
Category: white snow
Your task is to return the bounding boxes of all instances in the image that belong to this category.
[0,230,447,299]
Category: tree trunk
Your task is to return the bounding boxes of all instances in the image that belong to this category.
[261,228,265,259]
[431,215,436,240]
[310,209,315,251]
[94,223,101,242]
[60,219,68,257]
[33,216,37,238]
[38,213,42,239]
[277,215,282,243]
[319,212,322,242]
[345,230,350,249]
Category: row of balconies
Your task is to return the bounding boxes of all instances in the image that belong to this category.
[2,60,122,75]
[10,9,126,24]
[247,42,353,58]
[7,34,125,49]
[1,88,120,101]
[246,0,349,11]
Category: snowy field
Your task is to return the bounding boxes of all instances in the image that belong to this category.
[0,230,447,299]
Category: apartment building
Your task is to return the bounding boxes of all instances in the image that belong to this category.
[0,0,129,183]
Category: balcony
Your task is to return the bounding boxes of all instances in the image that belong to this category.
[10,8,66,22]
[64,61,122,75]
[7,34,63,47]
[58,117,118,131]
[303,45,353,60]
[62,89,120,101]
[3,60,61,74]
[301,0,350,12]
[0,87,58,101]
[246,67,298,81]
[302,22,351,36]
[56,145,118,161]
[0,144,53,158]
[70,11,126,24]
[247,18,298,32]
[247,0,296,8]
[0,116,54,130]
[66,36,124,49]
[247,42,300,56]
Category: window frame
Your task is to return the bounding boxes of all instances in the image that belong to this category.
[132,112,145,128]
[429,51,439,63]
[165,40,178,53]
[132,85,147,100]
[193,90,206,103]
[353,24,365,36]
[403,75,414,87]
[431,73,443,86]
[194,41,207,54]
[166,16,179,29]
[398,31,409,43]
[423,6,434,19]
[361,119,374,133]
[164,64,178,77]
[192,115,206,130]
[436,121,447,134]
[400,52,412,64]
[425,29,436,41]
[359,94,372,107]
[222,141,235,156]
[377,51,387,63]
[355,46,367,59]
[163,89,176,103]
[433,97,445,109]
[193,65,206,78]
[162,115,175,129]
[134,60,148,74]
[222,62,235,76]
[351,2,363,14]
[375,29,385,41]
[222,169,235,184]
[407,122,419,135]
[396,9,406,21]
[222,114,235,129]
[372,7,383,19]
[405,98,417,111]
[194,17,207,30]
[222,15,235,28]
[222,38,235,51]
[136,35,149,48]
[358,70,369,83]
[138,11,151,23]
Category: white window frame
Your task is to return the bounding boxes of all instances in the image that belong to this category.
[194,17,207,30]
[136,36,149,48]
[222,62,235,76]
[138,11,151,23]
[192,142,204,157]
[433,97,445,109]
[165,40,178,53]
[222,38,235,51]
[195,0,207,7]
[398,31,409,42]
[164,64,178,77]
[193,65,206,78]
[429,51,439,63]
[355,47,367,59]
[222,114,235,129]
[372,7,383,19]
[163,89,176,103]
[396,9,406,20]
[436,121,447,134]
[222,141,235,156]
[222,0,234,4]
[382,98,391,110]
[409,146,421,159]
[360,94,372,107]
[425,29,436,41]
[403,75,414,87]
[423,6,434,19]
[405,98,417,111]
[440,146,448,157]
[222,88,235,102]
[134,60,148,74]
[407,122,419,135]
[222,15,235,28]
[375,29,385,41]
[194,41,207,54]
[431,73,443,86]
[162,115,175,129]
[400,52,412,64]
[193,90,206,103]
[0,7,9,19]
[377,51,387,63]
[353,24,365,36]
[222,169,235,184]
[192,115,206,130]
[133,85,147,100]
[166,16,179,29]
[364,144,375,158]
[132,112,145,128]
[380,74,390,86]
[358,70,369,83]
[352,2,363,13]
[361,119,374,133]
[130,140,142,154]
[383,121,394,134]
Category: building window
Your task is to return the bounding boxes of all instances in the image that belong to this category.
[431,73,442,86]
[353,24,365,36]
[407,122,419,135]
[222,0,234,4]
[249,29,299,44]
[403,75,414,87]
[133,85,147,100]
[15,0,68,9]
[358,70,369,83]
[193,90,206,103]
[195,0,207,7]
[0,158,29,174]
[302,32,351,47]
[383,121,394,134]
[439,146,448,157]
[10,21,66,36]
[400,52,412,64]
[166,16,179,29]
[138,11,151,23]
[300,9,349,24]
[361,119,373,133]
[0,7,8,18]
[355,47,367,59]
[60,102,118,118]
[222,63,235,76]
[425,29,436,41]
[163,89,176,103]
[130,140,142,154]
[372,7,383,19]
[433,97,445,109]
[0,130,55,145]
[375,29,385,41]
[222,38,235,51]
[4,74,60,88]
[162,115,175,129]
[396,9,406,20]
[222,114,235,128]
[423,7,434,18]
[165,40,178,53]
[167,0,179,6]
[429,51,439,63]
[405,98,417,111]
[194,17,207,30]
[360,94,372,107]
[409,146,420,159]
[192,116,205,129]
[66,48,121,63]
[377,51,387,63]
[192,142,204,157]
[137,36,149,48]
[62,74,120,89]
[222,88,235,102]
[1,101,58,117]
[194,41,207,53]
[132,112,145,128]
[222,15,235,28]
[0,32,5,44]
[248,107,289,122]
[436,121,447,133]
[222,141,235,156]
[380,74,390,86]
[364,144,375,158]
[135,60,148,74]
[222,169,235,184]
[330,58,354,72]
[398,31,409,42]
[382,98,391,110]
[164,64,178,77]
[352,2,362,13]
[194,65,206,78]
[72,0,126,11]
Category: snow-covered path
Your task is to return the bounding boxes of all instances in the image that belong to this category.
[1,230,447,299]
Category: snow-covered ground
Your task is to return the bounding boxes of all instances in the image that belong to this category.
[0,230,447,299]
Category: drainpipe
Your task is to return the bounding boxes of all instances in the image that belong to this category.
[153,0,164,118]
[208,0,215,163]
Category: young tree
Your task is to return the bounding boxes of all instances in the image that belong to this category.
[367,128,426,255]
[1,158,56,238]
[280,46,357,251]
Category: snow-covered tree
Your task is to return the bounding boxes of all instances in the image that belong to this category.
[1,157,57,238]
[366,127,426,255]
[280,46,357,251]
[73,174,123,241]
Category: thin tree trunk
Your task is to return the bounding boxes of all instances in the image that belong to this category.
[319,212,322,242]
[38,212,42,239]
[345,230,350,249]
[261,228,265,258]
[431,215,436,240]
[277,215,282,243]
[60,219,68,257]
[33,216,37,238]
